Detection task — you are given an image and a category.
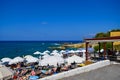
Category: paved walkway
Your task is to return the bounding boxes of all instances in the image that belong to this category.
[60,64,120,80]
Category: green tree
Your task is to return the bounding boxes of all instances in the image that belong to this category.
[93,29,120,52]
[94,32,108,38]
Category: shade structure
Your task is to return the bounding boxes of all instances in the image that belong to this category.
[43,50,50,53]
[1,58,12,63]
[0,66,13,80]
[52,50,58,53]
[68,50,75,53]
[60,50,66,53]
[25,56,39,63]
[9,57,24,65]
[24,55,33,59]
[40,52,47,56]
[66,55,85,65]
[42,54,50,59]
[33,51,41,55]
[51,52,61,57]
[39,56,65,66]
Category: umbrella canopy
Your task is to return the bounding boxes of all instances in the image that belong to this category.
[68,50,75,53]
[24,55,33,59]
[1,58,12,63]
[80,49,86,52]
[52,50,58,53]
[42,54,50,59]
[51,52,61,57]
[0,66,13,80]
[66,55,85,65]
[25,56,39,63]
[40,52,47,56]
[39,56,65,66]
[9,57,24,65]
[43,50,50,53]
[33,51,41,55]
[60,50,66,53]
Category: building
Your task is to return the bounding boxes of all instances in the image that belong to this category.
[110,31,120,45]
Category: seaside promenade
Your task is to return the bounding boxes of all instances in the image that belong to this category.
[60,64,120,80]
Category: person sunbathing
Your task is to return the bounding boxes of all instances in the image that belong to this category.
[31,70,36,76]
[61,64,68,71]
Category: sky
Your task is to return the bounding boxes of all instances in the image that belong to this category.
[0,0,120,41]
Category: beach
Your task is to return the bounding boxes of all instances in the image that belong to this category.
[0,46,93,80]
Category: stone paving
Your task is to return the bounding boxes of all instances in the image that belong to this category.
[60,64,120,80]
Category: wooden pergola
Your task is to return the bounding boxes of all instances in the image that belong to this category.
[85,36,120,60]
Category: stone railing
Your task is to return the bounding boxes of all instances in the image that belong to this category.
[39,60,110,80]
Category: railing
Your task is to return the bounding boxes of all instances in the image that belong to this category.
[39,60,110,80]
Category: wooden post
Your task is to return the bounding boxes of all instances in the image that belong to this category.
[111,42,113,53]
[103,42,106,59]
[86,42,89,60]
[98,42,100,57]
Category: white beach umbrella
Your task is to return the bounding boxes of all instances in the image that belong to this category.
[60,50,66,53]
[68,50,75,53]
[66,55,85,65]
[24,55,33,59]
[51,52,61,57]
[79,48,86,52]
[81,49,86,52]
[42,54,50,59]
[26,57,39,63]
[44,50,50,53]
[40,52,47,55]
[1,58,12,63]
[9,57,24,65]
[52,50,58,53]
[33,51,41,55]
[39,56,65,66]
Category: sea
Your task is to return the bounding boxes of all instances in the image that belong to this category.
[0,41,82,59]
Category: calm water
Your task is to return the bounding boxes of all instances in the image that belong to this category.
[0,41,82,59]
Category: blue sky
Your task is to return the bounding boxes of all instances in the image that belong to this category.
[0,0,120,41]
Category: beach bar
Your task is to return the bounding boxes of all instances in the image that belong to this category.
[85,36,120,60]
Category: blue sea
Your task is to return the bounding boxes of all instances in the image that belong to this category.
[0,41,82,59]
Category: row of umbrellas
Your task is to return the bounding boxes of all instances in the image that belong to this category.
[1,56,39,65]
[1,53,86,66]
[33,48,94,55]
[1,48,94,66]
